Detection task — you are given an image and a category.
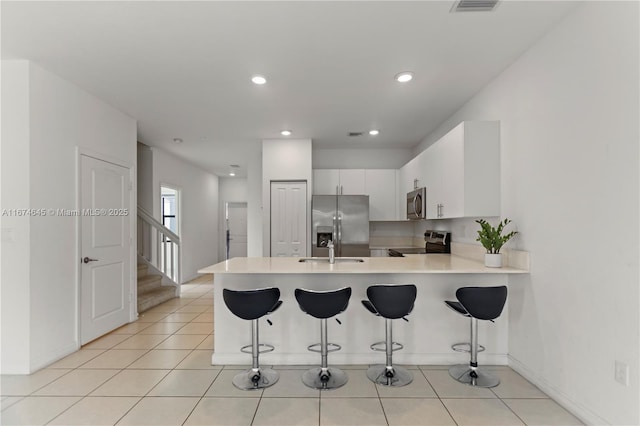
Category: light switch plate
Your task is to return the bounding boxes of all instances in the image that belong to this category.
[615,360,629,386]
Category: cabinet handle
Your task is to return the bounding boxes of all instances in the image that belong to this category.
[336,185,339,195]
[340,185,343,195]
[440,204,444,218]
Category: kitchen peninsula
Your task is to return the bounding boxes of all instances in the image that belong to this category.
[199,254,529,366]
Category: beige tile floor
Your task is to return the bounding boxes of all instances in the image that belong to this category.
[0,277,584,426]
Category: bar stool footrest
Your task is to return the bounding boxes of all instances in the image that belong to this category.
[451,342,485,353]
[370,341,404,352]
[240,343,275,354]
[307,342,341,353]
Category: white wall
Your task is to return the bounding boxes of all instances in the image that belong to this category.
[262,139,312,256]
[1,61,32,373]
[137,143,153,213]
[152,148,219,282]
[416,3,639,424]
[313,148,412,169]
[247,149,263,257]
[218,177,248,262]
[1,60,137,373]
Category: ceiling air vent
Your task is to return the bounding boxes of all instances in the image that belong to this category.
[451,0,500,12]
[348,132,364,137]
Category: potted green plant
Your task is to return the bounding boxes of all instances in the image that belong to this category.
[476,218,518,267]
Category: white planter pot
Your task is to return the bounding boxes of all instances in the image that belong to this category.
[484,253,503,268]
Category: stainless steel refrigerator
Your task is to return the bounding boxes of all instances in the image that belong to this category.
[312,195,369,257]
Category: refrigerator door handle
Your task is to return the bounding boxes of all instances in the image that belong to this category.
[332,215,338,247]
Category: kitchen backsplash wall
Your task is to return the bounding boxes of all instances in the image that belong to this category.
[369,217,521,251]
[370,221,422,248]
[414,217,521,251]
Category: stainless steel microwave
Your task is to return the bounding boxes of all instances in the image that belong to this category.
[407,187,426,220]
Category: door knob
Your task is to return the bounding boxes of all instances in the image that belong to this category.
[83,257,98,264]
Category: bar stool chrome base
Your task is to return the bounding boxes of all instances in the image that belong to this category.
[448,364,500,388]
[232,367,279,390]
[302,367,348,390]
[451,342,485,353]
[366,364,413,387]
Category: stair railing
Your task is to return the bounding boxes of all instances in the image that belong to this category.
[137,206,181,283]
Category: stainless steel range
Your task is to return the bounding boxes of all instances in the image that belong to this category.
[386,230,451,257]
[424,230,451,253]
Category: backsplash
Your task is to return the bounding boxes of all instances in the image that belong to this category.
[370,221,422,248]
[370,217,522,252]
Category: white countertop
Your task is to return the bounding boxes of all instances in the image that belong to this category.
[198,254,529,275]
[368,245,424,250]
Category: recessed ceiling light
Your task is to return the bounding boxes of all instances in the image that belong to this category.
[229,171,236,177]
[173,138,183,144]
[369,130,380,136]
[281,130,292,136]
[251,75,267,85]
[395,72,413,83]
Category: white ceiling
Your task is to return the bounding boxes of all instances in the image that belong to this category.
[1,1,580,177]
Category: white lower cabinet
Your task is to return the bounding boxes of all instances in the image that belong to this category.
[424,121,500,219]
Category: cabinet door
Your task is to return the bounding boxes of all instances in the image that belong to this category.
[313,169,340,195]
[338,169,366,195]
[365,169,397,221]
[423,144,441,219]
[438,126,465,218]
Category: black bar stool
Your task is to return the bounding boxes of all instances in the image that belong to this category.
[295,287,352,390]
[362,284,417,386]
[223,287,282,390]
[444,285,507,388]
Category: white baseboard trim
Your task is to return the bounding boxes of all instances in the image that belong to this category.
[508,355,609,426]
[31,341,79,373]
[212,352,508,366]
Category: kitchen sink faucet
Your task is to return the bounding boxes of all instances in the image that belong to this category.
[328,241,335,264]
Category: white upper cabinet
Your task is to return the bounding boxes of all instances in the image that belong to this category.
[398,151,427,219]
[313,169,398,220]
[423,121,500,219]
[338,169,366,195]
[313,169,340,195]
[365,169,398,221]
[313,169,365,195]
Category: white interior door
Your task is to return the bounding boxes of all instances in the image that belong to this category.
[226,202,247,259]
[80,155,131,344]
[270,181,307,257]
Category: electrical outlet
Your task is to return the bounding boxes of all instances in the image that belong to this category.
[615,360,629,386]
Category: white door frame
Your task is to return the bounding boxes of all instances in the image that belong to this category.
[75,147,136,347]
[159,183,181,236]
[225,201,248,260]
[159,182,182,283]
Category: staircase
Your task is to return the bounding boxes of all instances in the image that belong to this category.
[136,205,181,313]
[137,262,177,313]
